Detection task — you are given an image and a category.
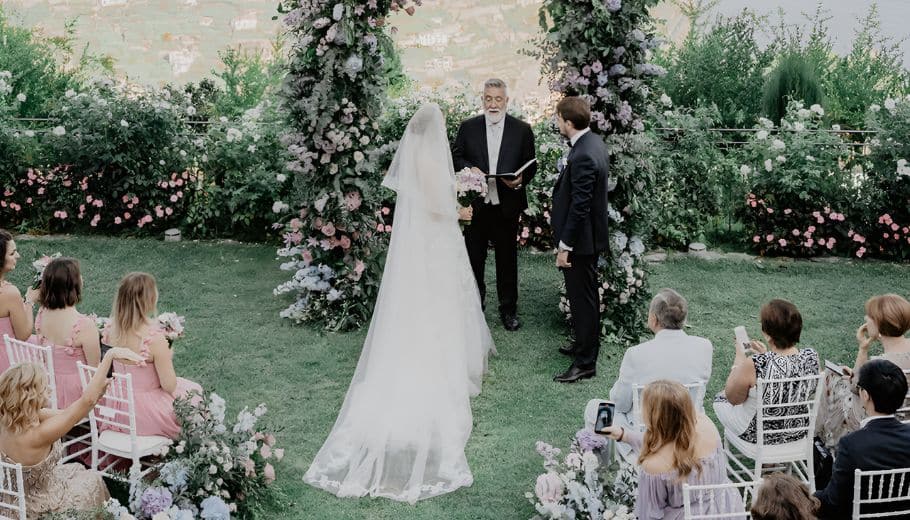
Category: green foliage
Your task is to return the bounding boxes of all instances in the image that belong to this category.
[656,10,777,127]
[762,53,825,124]
[823,6,910,129]
[212,45,285,118]
[647,103,738,248]
[0,7,111,118]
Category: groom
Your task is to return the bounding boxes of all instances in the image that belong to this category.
[453,78,536,331]
[551,96,610,383]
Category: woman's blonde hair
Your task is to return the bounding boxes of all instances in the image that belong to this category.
[638,380,703,480]
[866,294,910,338]
[0,363,49,434]
[110,272,158,344]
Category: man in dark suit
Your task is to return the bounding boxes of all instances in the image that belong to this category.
[452,78,536,331]
[815,359,910,518]
[550,96,610,383]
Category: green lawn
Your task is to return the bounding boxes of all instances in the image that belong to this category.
[6,236,910,519]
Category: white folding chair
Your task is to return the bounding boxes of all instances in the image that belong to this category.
[633,379,708,430]
[897,370,910,424]
[77,363,171,484]
[682,479,760,519]
[5,334,92,463]
[3,335,56,408]
[0,459,26,520]
[723,373,822,492]
[852,467,910,518]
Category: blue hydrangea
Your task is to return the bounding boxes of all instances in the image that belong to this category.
[604,0,622,12]
[200,496,231,520]
[160,460,190,492]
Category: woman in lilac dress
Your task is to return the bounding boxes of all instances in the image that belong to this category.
[601,380,745,519]
[0,229,38,373]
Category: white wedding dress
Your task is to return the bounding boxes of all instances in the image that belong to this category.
[303,104,496,504]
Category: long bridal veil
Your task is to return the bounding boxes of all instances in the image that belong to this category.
[303,103,495,503]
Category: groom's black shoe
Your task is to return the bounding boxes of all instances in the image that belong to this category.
[501,313,521,331]
[553,365,596,383]
[558,344,578,357]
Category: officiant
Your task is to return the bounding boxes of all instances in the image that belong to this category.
[452,78,536,331]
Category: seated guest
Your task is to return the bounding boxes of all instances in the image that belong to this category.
[33,257,101,408]
[0,229,39,372]
[713,299,820,445]
[600,380,745,519]
[102,272,201,438]
[751,472,819,520]
[587,289,711,460]
[817,294,910,450]
[0,350,142,515]
[814,359,910,518]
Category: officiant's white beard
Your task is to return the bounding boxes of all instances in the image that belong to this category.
[485,110,505,124]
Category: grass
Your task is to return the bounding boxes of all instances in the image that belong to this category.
[5,235,910,519]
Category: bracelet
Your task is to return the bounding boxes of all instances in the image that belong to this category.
[618,426,625,442]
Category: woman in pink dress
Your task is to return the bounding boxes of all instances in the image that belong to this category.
[101,272,201,438]
[33,258,101,409]
[0,229,38,373]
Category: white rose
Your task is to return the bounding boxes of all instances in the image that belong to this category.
[771,139,786,150]
[16,93,26,102]
[247,145,257,153]
[659,93,672,107]
[764,159,773,172]
[884,98,897,111]
[209,464,218,474]
[810,103,824,116]
[740,165,751,176]
[776,155,786,163]
[272,201,288,213]
[870,104,881,113]
[797,108,811,119]
[793,122,805,132]
[120,119,129,128]
[24,130,35,138]
[65,89,76,98]
[353,151,365,163]
[756,130,768,140]
[52,126,66,136]
[186,106,196,116]
[832,124,841,131]
[276,173,287,183]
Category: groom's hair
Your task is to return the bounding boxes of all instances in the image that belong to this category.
[556,96,590,130]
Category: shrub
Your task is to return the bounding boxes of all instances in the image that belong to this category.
[762,53,825,124]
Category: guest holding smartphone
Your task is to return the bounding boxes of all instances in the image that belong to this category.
[816,294,910,451]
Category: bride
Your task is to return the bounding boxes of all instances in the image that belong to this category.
[303,103,496,504]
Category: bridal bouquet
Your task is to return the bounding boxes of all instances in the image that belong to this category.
[455,167,487,210]
[31,252,61,288]
[527,429,636,520]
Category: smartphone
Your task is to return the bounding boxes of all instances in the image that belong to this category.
[825,359,845,377]
[595,401,615,432]
[734,326,750,350]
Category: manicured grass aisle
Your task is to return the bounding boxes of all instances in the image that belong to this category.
[8,236,909,519]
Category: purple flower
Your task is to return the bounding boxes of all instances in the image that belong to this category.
[140,487,173,517]
[582,65,592,77]
[575,429,607,452]
[608,64,627,77]
[604,0,622,12]
[591,60,603,74]
[596,72,610,86]
[613,46,626,59]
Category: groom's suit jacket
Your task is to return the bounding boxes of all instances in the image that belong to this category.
[452,114,537,219]
[550,130,610,256]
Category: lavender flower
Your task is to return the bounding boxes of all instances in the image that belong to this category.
[575,429,607,452]
[140,486,173,517]
[608,64,627,77]
[604,0,622,12]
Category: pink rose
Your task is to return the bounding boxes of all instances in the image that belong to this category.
[765,234,774,242]
[114,217,122,224]
[792,229,800,236]
[289,218,303,231]
[344,191,362,211]
[302,250,313,264]
[123,212,131,220]
[260,445,272,459]
[818,238,826,246]
[535,472,565,504]
[243,457,255,477]
[381,207,390,215]
[891,223,899,231]
[767,208,774,214]
[784,208,792,214]
[266,434,276,446]
[807,226,816,233]
[805,239,814,247]
[778,239,788,247]
[339,236,352,249]
[354,260,365,275]
[264,463,275,484]
[384,225,392,232]
[753,236,760,243]
[321,223,336,236]
[274,448,284,461]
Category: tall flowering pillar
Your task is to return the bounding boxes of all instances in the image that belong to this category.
[275,1,418,330]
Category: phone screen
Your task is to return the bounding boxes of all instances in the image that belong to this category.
[595,401,615,432]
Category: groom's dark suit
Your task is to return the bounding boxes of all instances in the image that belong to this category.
[551,130,610,369]
[452,114,536,319]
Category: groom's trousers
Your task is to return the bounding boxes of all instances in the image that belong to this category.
[464,202,519,316]
[562,253,600,369]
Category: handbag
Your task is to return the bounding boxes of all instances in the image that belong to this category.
[813,436,834,490]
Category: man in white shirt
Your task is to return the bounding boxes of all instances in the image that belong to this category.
[453,79,536,332]
[605,288,713,427]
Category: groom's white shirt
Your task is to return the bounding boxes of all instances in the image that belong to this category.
[484,114,504,205]
[558,127,591,252]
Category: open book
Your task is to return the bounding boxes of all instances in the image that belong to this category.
[486,158,537,178]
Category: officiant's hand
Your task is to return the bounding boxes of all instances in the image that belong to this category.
[502,173,523,190]
[556,250,572,268]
